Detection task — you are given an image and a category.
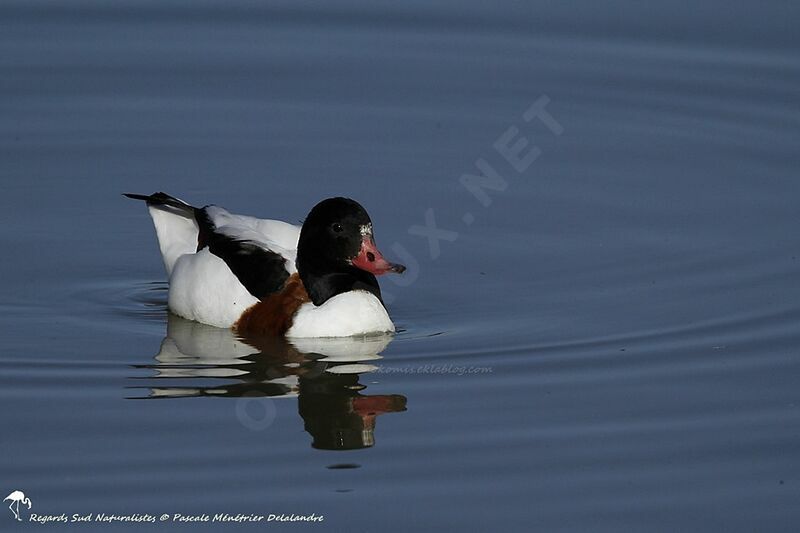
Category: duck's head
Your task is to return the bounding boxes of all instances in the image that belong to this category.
[297,197,405,305]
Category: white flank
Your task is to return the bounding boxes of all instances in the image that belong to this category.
[168,248,259,328]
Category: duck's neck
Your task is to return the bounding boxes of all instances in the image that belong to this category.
[298,265,383,307]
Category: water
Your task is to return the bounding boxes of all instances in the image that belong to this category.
[2,1,799,531]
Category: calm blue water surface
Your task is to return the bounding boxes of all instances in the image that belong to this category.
[1,1,799,531]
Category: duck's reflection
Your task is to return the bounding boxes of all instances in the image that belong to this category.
[134,314,407,450]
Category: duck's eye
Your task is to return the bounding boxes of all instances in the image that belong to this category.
[331,223,344,233]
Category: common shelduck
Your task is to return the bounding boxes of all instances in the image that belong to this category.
[125,193,405,337]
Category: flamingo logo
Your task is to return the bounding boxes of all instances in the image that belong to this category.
[4,491,31,521]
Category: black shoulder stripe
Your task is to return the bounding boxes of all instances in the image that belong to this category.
[195,207,290,299]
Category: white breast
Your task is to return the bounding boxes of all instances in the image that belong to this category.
[286,291,395,338]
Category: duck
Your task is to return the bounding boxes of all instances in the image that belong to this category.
[125,192,405,337]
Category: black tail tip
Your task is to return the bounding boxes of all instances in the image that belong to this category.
[123,193,152,201]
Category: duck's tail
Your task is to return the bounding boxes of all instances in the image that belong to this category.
[123,192,196,218]
[125,192,200,276]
